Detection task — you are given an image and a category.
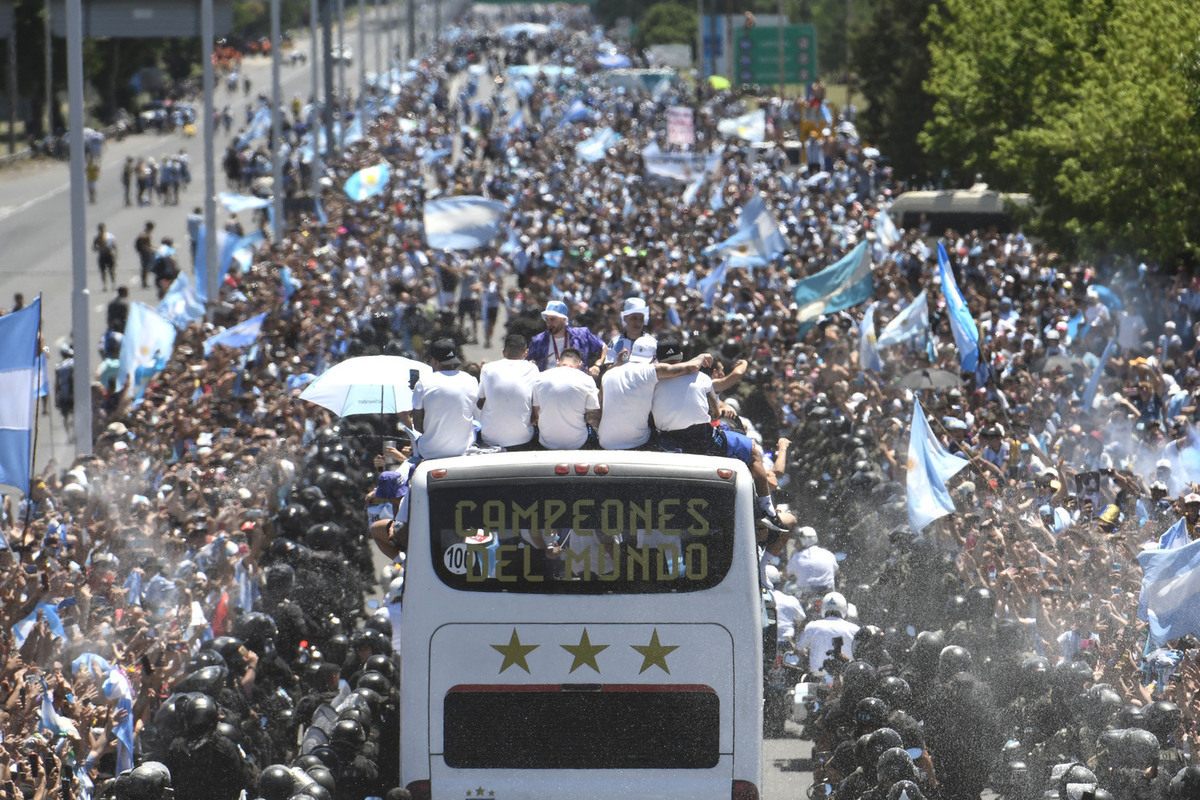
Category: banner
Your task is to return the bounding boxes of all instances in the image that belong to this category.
[667,105,695,147]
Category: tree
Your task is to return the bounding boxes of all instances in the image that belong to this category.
[633,2,697,51]
[850,0,937,181]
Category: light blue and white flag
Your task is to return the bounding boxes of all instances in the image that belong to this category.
[1089,284,1124,312]
[236,105,271,149]
[877,290,930,349]
[793,241,874,332]
[858,302,883,374]
[0,299,40,494]
[156,271,206,329]
[560,98,590,125]
[343,162,391,201]
[423,196,508,250]
[13,602,66,647]
[906,396,969,532]
[280,265,300,302]
[102,667,135,772]
[542,250,564,269]
[1137,536,1200,647]
[716,108,766,142]
[203,312,267,357]
[117,303,175,398]
[1159,517,1189,551]
[195,228,265,302]
[937,242,979,372]
[1080,335,1117,411]
[218,192,272,213]
[702,193,787,268]
[642,142,724,181]
[681,173,706,206]
[709,177,726,211]
[343,115,365,146]
[507,107,525,133]
[698,259,729,308]
[576,126,620,162]
[421,146,453,164]
[37,676,79,739]
[875,207,901,248]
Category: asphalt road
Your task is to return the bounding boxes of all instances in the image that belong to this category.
[0,10,417,477]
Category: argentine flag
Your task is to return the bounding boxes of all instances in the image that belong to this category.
[858,302,883,374]
[156,271,207,329]
[344,162,391,201]
[702,194,787,268]
[204,312,268,357]
[906,397,968,532]
[1138,536,1200,647]
[218,192,272,213]
[937,243,979,371]
[423,196,509,251]
[117,303,176,398]
[0,299,39,494]
[576,127,620,163]
[877,290,930,349]
[793,241,874,332]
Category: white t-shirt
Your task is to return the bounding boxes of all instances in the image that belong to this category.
[598,362,658,449]
[651,371,713,432]
[787,545,838,592]
[412,369,479,459]
[532,366,600,449]
[772,590,805,644]
[796,616,860,673]
[477,358,538,447]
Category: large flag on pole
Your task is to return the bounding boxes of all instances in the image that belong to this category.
[1137,537,1200,647]
[702,193,787,268]
[793,241,874,334]
[937,243,979,371]
[858,302,883,373]
[0,298,40,494]
[423,196,508,250]
[906,396,969,532]
[877,290,930,349]
[117,304,176,399]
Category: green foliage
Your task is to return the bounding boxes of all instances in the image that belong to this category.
[633,2,697,50]
[922,0,1200,266]
[850,0,935,180]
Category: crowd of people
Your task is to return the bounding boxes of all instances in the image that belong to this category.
[1,4,1198,800]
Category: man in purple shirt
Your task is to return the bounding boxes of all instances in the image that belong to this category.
[526,300,605,377]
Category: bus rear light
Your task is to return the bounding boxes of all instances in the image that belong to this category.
[574,464,589,474]
[406,780,431,800]
[717,468,734,479]
[732,780,760,800]
[593,464,609,475]
[555,463,570,475]
[430,469,447,479]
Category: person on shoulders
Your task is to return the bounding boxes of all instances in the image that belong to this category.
[527,300,605,376]
[531,348,600,450]
[401,338,478,461]
[598,334,711,450]
[477,334,539,450]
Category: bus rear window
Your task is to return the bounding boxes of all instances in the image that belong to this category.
[428,479,735,594]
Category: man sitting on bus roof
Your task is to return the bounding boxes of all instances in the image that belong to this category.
[598,334,712,450]
[476,333,539,450]
[650,336,786,532]
[526,300,605,376]
[532,348,601,450]
[401,338,478,461]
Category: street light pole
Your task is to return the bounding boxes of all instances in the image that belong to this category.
[202,0,218,316]
[357,0,365,114]
[44,0,52,135]
[271,0,283,241]
[65,0,91,453]
[310,0,322,193]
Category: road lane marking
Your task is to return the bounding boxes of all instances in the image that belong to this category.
[0,183,70,223]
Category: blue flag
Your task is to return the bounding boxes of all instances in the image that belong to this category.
[0,299,40,494]
[423,196,508,250]
[709,177,726,211]
[117,303,176,398]
[906,396,969,532]
[236,104,271,149]
[937,243,979,371]
[542,250,564,269]
[793,241,874,333]
[877,290,930,349]
[699,259,729,308]
[1080,335,1116,411]
[1159,517,1189,551]
[203,312,267,357]
[1137,537,1200,647]
[195,227,264,302]
[156,271,206,329]
[560,98,590,125]
[218,192,272,213]
[343,162,391,201]
[1090,284,1124,312]
[13,602,66,647]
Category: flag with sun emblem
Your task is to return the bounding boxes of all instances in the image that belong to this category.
[906,396,968,532]
[343,162,391,201]
[117,303,176,400]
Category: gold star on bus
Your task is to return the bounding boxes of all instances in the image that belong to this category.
[631,629,679,674]
[561,628,609,673]
[490,628,538,674]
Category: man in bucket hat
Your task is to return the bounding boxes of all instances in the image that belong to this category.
[526,300,606,376]
[605,297,655,365]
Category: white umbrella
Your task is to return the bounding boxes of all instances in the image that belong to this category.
[299,355,432,416]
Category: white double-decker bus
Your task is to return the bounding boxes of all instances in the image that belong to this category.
[399,450,764,800]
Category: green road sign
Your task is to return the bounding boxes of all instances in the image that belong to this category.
[736,25,817,87]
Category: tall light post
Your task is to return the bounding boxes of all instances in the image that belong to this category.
[270,0,283,241]
[65,0,90,452]
[202,0,218,316]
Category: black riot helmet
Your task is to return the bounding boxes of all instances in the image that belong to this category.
[356,670,393,697]
[966,586,996,623]
[329,719,367,754]
[1019,656,1052,695]
[876,747,918,787]
[907,630,945,675]
[363,654,395,681]
[257,765,295,800]
[937,645,972,680]
[855,697,891,734]
[305,766,336,794]
[887,781,924,800]
[1169,765,1200,800]
[875,676,912,712]
[203,636,247,673]
[115,761,173,800]
[172,665,229,697]
[177,692,219,739]
[186,649,226,674]
[853,625,886,660]
[840,660,879,704]
[1141,700,1183,744]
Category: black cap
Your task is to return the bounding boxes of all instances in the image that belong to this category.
[430,338,462,367]
[656,337,684,363]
